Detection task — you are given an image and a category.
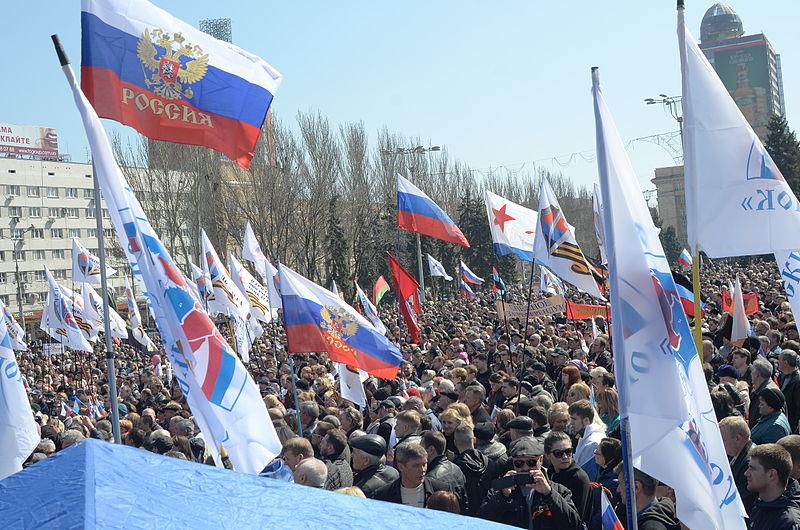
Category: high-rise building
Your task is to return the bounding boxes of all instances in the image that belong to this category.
[699,3,785,140]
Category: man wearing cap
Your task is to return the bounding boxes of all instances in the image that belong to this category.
[751,388,792,444]
[507,416,535,442]
[365,399,397,448]
[548,348,569,397]
[351,434,399,498]
[529,362,557,401]
[750,358,781,428]
[778,351,800,434]
[478,437,583,529]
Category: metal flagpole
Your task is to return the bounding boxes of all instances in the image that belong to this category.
[91,163,122,444]
[692,252,703,361]
[288,353,303,437]
[416,233,425,303]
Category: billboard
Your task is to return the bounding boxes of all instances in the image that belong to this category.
[707,42,772,132]
[0,123,58,157]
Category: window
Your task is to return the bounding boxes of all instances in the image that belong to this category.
[86,208,96,219]
[103,228,114,238]
[8,206,22,218]
[68,228,81,239]
[0,295,8,306]
[51,249,65,259]
[33,270,46,281]
[46,187,59,198]
[7,185,20,196]
[47,171,55,177]
[0,251,5,262]
[65,208,80,219]
[11,228,24,239]
[66,188,79,199]
[30,229,44,239]
[102,208,110,219]
[12,250,24,261]
[85,173,92,179]
[84,189,94,199]
[27,186,40,197]
[48,208,63,219]
[50,228,64,239]
[86,228,98,239]
[0,273,6,284]
[53,269,67,280]
[28,207,41,218]
[32,250,46,261]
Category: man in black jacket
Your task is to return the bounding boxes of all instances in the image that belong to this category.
[544,431,592,523]
[615,464,680,530]
[351,434,398,498]
[746,443,800,530]
[478,437,583,529]
[719,415,757,515]
[421,430,468,513]
[779,351,800,434]
[453,425,489,516]
[319,429,353,491]
[373,443,452,508]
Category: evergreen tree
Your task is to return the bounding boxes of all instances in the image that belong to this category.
[324,195,349,299]
[660,226,682,266]
[765,114,800,194]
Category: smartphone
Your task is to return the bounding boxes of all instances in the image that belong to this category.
[492,472,533,490]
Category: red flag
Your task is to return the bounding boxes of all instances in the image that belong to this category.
[373,275,390,305]
[387,253,421,344]
[722,290,760,316]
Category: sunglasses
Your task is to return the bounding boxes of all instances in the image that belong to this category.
[513,458,538,468]
[550,448,574,459]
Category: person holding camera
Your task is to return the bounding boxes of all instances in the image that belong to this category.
[478,437,583,529]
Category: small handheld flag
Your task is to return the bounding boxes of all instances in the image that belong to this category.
[600,489,623,530]
[678,249,692,268]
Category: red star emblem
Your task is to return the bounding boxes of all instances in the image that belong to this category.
[492,204,515,232]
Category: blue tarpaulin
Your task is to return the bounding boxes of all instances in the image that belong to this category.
[0,439,511,529]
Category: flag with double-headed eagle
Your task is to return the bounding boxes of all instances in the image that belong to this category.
[484,190,538,262]
[40,266,93,353]
[534,178,604,299]
[280,264,402,379]
[60,53,280,474]
[71,238,116,284]
[80,0,282,168]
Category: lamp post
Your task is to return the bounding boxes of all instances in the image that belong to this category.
[12,224,35,329]
[381,145,442,303]
[644,94,683,138]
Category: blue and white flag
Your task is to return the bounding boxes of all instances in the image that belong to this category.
[355,281,386,335]
[484,189,537,261]
[593,67,745,529]
[539,266,566,296]
[427,254,453,281]
[460,261,483,285]
[679,6,800,257]
[60,56,281,474]
[40,266,93,353]
[776,250,800,324]
[0,298,26,351]
[592,184,607,265]
[72,237,115,284]
[0,314,39,480]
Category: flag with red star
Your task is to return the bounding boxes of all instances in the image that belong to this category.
[484,190,538,261]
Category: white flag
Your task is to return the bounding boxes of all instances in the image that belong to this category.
[190,262,212,303]
[202,230,253,362]
[40,266,93,353]
[60,57,280,473]
[539,266,565,296]
[731,276,752,342]
[0,299,26,351]
[263,259,282,313]
[593,67,746,529]
[330,280,341,299]
[354,281,387,335]
[71,238,116,284]
[0,315,39,479]
[484,190,538,262]
[242,222,268,279]
[61,284,99,343]
[125,279,153,350]
[427,254,453,281]
[592,183,607,265]
[776,250,800,323]
[81,283,127,339]
[229,254,272,324]
[679,7,800,257]
[336,362,368,408]
[534,178,604,299]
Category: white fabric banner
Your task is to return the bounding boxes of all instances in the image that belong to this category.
[776,250,800,323]
[426,254,453,281]
[40,266,93,353]
[483,189,537,262]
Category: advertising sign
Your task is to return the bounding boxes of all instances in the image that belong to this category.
[0,123,58,157]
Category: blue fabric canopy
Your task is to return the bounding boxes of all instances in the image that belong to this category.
[0,439,511,529]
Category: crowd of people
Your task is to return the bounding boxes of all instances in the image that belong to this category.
[13,258,800,528]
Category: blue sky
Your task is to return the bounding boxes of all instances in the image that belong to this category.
[1,1,797,192]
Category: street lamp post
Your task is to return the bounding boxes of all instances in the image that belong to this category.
[12,224,35,329]
[644,94,683,138]
[381,145,442,303]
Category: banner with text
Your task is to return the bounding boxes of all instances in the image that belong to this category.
[495,296,566,320]
[0,123,58,157]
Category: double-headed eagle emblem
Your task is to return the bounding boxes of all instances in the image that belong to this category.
[320,306,359,341]
[137,29,208,100]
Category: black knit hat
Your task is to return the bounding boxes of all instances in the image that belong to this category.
[759,387,785,412]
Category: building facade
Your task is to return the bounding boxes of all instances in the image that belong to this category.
[651,165,687,248]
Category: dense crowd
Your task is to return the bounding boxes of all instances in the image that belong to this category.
[14,258,800,529]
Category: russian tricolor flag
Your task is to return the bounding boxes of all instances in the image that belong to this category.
[460,261,484,285]
[678,248,693,268]
[600,489,624,530]
[279,264,402,379]
[460,281,476,300]
[80,0,282,168]
[397,175,470,247]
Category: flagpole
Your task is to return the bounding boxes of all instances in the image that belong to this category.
[415,233,425,303]
[514,260,536,406]
[692,252,703,360]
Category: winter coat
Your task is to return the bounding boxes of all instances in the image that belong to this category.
[751,410,791,445]
[638,497,681,530]
[780,370,800,433]
[749,378,780,427]
[373,476,452,507]
[749,478,800,530]
[354,463,399,498]
[323,450,353,491]
[729,441,757,516]
[478,439,509,485]
[427,455,468,513]
[587,459,621,530]
[552,462,592,523]
[478,478,584,530]
[454,448,489,516]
